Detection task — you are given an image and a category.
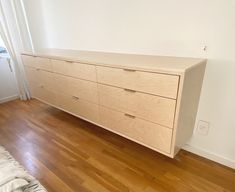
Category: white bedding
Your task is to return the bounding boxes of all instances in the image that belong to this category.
[0,147,47,192]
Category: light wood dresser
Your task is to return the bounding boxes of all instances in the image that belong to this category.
[22,49,207,158]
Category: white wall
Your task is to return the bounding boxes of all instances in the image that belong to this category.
[0,57,18,103]
[0,37,18,103]
[22,0,48,51]
[23,0,235,167]
[0,1,18,103]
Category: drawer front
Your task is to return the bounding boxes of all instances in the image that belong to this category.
[70,62,96,82]
[100,106,172,153]
[98,84,176,128]
[69,77,98,104]
[51,59,70,76]
[25,66,41,84]
[56,93,99,124]
[53,73,70,94]
[51,59,96,82]
[53,74,98,104]
[22,55,52,71]
[97,66,179,99]
[27,81,40,98]
[25,66,55,99]
[25,66,41,98]
[38,87,57,106]
[40,70,55,90]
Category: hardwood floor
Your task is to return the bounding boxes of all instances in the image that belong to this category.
[0,99,234,192]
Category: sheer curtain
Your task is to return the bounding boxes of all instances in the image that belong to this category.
[0,0,31,100]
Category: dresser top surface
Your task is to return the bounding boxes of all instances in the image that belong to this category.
[22,49,206,74]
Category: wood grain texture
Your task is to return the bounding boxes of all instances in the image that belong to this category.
[56,93,100,124]
[22,49,206,74]
[22,53,206,158]
[98,84,176,128]
[51,59,97,82]
[99,106,172,153]
[0,100,234,192]
[173,62,207,154]
[22,55,52,71]
[24,66,41,97]
[53,74,98,104]
[96,66,179,99]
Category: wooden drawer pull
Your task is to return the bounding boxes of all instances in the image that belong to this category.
[124,88,136,93]
[66,60,73,63]
[124,113,136,119]
[72,96,80,100]
[36,68,40,71]
[123,68,136,72]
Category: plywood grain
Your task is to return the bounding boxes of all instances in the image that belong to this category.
[22,49,206,74]
[98,84,176,127]
[99,106,172,153]
[97,66,179,99]
[51,59,97,82]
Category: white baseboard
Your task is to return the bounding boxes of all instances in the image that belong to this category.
[183,144,235,169]
[0,95,19,104]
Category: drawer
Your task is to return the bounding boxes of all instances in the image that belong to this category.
[56,93,99,124]
[27,81,40,98]
[97,66,179,99]
[38,87,57,106]
[25,66,41,98]
[22,55,52,71]
[69,77,98,104]
[51,59,96,82]
[98,84,176,128]
[99,106,172,153]
[53,74,98,104]
[25,66,54,89]
[25,66,55,97]
[51,59,70,76]
[53,73,70,94]
[40,70,55,90]
[24,66,41,84]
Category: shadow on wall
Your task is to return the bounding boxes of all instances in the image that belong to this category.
[188,58,235,163]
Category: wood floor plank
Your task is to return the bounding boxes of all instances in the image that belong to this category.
[0,99,234,192]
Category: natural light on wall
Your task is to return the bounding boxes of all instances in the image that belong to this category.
[0,0,33,100]
[0,34,18,103]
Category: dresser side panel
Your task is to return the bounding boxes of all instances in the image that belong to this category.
[174,61,207,154]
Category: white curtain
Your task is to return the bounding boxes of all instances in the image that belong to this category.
[0,0,30,100]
